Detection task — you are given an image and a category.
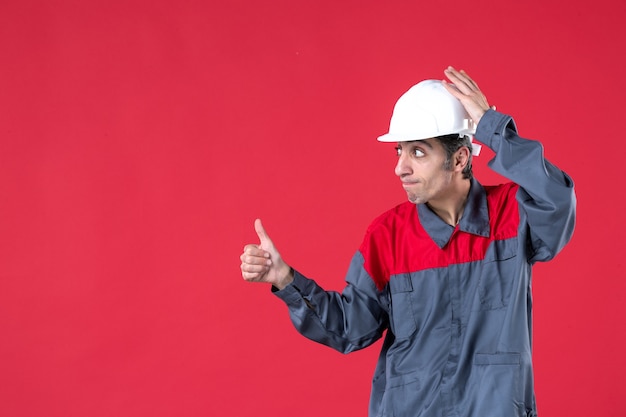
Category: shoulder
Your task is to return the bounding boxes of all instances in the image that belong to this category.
[359,201,417,259]
[484,182,521,237]
[366,201,417,237]
[358,201,416,291]
[484,182,519,204]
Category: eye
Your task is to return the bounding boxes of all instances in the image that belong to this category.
[396,145,426,157]
[412,148,425,157]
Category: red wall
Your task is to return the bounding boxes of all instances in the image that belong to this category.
[1,0,624,416]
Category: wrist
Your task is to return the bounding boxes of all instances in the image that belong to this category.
[274,264,294,290]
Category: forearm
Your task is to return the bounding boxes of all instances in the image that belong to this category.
[475,110,576,261]
[476,110,573,189]
[272,255,387,353]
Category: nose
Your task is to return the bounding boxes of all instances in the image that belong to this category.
[395,151,411,177]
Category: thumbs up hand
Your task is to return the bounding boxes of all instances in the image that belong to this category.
[240,219,294,290]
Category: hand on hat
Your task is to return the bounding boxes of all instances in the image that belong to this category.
[442,67,493,126]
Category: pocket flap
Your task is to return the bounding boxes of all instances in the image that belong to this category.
[484,238,518,262]
[474,352,521,366]
[389,273,413,294]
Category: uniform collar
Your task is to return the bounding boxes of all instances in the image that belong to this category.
[417,178,491,248]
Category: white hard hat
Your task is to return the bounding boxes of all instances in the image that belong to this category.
[377,80,481,156]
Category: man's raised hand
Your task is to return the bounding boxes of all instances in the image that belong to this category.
[240,219,293,290]
[442,66,493,126]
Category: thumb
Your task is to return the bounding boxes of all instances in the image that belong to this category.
[254,218,274,249]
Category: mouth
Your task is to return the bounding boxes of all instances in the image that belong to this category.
[401,180,419,188]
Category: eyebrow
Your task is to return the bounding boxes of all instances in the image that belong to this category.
[407,140,433,149]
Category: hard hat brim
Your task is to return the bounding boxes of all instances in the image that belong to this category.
[377,131,482,156]
[377,129,475,143]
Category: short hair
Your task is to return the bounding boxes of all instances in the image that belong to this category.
[434,134,473,180]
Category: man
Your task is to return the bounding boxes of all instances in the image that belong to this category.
[240,67,576,417]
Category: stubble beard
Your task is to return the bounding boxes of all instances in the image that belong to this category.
[405,169,453,206]
[407,191,426,205]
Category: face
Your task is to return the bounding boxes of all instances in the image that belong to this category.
[394,139,454,205]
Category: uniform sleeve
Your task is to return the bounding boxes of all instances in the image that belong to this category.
[475,109,576,263]
[272,251,388,354]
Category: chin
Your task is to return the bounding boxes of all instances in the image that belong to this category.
[407,194,425,205]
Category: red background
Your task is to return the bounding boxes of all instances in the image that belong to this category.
[1,0,625,416]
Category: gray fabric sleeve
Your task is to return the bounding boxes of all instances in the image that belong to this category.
[272,251,388,354]
[475,109,576,262]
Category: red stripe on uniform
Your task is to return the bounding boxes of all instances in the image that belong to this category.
[361,183,520,291]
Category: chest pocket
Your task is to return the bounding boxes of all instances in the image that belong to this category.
[388,269,451,340]
[388,274,417,339]
[476,238,518,311]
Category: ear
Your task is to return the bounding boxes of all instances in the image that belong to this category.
[453,146,471,173]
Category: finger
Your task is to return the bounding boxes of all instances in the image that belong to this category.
[444,67,475,94]
[242,270,264,281]
[442,80,461,97]
[444,66,465,83]
[240,252,272,266]
[459,69,479,90]
[442,80,470,104]
[254,218,274,248]
[242,244,270,259]
[241,261,270,274]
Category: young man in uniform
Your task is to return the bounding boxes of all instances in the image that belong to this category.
[239,67,576,417]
